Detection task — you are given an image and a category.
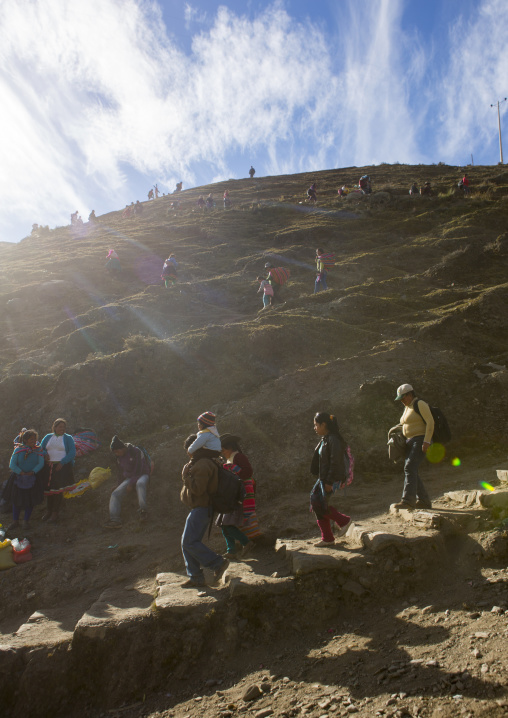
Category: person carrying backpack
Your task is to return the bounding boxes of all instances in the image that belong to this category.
[161,254,178,287]
[104,436,151,528]
[310,412,352,546]
[391,384,434,510]
[265,263,290,304]
[315,247,332,293]
[180,435,230,588]
[218,433,260,558]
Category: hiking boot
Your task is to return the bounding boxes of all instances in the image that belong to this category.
[22,520,30,530]
[315,540,335,547]
[335,519,352,537]
[223,551,238,561]
[392,500,415,511]
[213,558,230,584]
[181,578,206,588]
[138,509,148,520]
[41,513,52,522]
[7,521,19,531]
[103,519,122,529]
[416,499,432,509]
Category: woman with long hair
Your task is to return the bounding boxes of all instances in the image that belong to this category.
[310,412,352,546]
[39,418,77,523]
[5,429,45,530]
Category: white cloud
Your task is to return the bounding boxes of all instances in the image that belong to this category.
[436,0,508,162]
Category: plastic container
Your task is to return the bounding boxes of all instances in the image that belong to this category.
[11,538,31,555]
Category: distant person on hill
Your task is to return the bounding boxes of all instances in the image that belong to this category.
[359,175,372,194]
[70,211,78,225]
[307,182,317,204]
[460,173,470,196]
[420,182,432,196]
[310,412,352,546]
[315,248,330,293]
[391,384,433,511]
[175,182,183,193]
[105,249,121,271]
[218,433,259,558]
[180,434,230,588]
[249,166,255,178]
[187,412,221,456]
[409,182,419,196]
[223,190,231,209]
[88,210,97,222]
[148,189,154,200]
[39,419,77,523]
[265,263,290,304]
[4,429,45,531]
[31,223,39,234]
[197,195,205,209]
[337,185,349,197]
[161,254,178,287]
[122,205,132,219]
[257,275,273,308]
[104,436,151,528]
[134,200,143,215]
[155,184,160,198]
[206,193,214,209]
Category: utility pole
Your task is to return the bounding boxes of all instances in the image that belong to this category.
[490,97,507,164]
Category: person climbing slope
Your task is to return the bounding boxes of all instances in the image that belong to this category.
[310,412,352,546]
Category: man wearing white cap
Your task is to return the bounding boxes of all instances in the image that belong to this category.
[392,384,434,510]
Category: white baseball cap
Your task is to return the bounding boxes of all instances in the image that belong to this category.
[395,383,414,400]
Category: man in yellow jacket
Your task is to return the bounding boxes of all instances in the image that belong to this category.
[392,384,434,510]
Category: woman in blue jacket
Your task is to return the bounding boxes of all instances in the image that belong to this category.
[39,418,77,523]
[5,429,45,530]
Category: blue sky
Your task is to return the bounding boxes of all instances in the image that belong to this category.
[0,0,507,242]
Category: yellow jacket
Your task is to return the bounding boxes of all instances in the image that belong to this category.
[400,398,434,444]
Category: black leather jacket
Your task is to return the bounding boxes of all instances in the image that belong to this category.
[311,434,346,485]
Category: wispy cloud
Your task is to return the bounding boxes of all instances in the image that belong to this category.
[0,0,506,241]
[436,0,508,161]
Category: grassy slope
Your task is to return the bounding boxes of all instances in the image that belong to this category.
[0,163,507,477]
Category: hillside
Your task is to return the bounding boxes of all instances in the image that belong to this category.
[1,163,508,717]
[1,164,507,467]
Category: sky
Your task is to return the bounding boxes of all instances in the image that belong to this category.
[0,0,507,242]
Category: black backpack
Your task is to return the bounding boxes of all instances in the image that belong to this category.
[209,464,246,514]
[414,400,451,444]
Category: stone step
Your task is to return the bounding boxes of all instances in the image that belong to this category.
[73,585,154,641]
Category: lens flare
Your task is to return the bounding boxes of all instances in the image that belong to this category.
[451,457,461,467]
[426,442,445,463]
[480,482,495,492]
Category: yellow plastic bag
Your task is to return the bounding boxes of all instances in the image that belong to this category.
[88,467,111,489]
[0,543,15,571]
[64,468,111,499]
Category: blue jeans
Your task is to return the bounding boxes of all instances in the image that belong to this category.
[181,507,224,580]
[263,294,271,307]
[109,475,149,521]
[402,437,431,506]
[314,272,328,293]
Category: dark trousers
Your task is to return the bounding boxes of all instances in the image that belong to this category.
[402,436,431,506]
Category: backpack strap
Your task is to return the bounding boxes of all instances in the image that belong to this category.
[412,399,428,425]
